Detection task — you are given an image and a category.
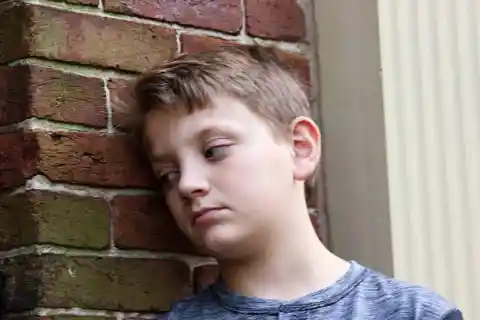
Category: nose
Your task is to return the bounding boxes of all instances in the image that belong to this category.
[177,163,209,199]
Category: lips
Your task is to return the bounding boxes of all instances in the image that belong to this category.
[191,206,224,226]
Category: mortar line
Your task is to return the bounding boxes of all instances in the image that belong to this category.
[0,243,215,263]
[104,78,114,133]
[8,307,150,318]
[24,174,154,198]
[239,0,248,41]
[8,57,138,78]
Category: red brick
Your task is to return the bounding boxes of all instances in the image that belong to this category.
[5,316,115,320]
[0,66,29,125]
[0,4,29,63]
[0,64,107,127]
[2,254,192,312]
[180,34,235,54]
[30,65,107,127]
[107,78,135,130]
[104,0,242,34]
[192,264,219,293]
[275,50,310,87]
[1,131,154,189]
[0,132,37,189]
[245,0,306,41]
[0,4,176,72]
[34,132,152,187]
[4,316,44,320]
[0,190,110,250]
[66,0,98,6]
[50,0,99,5]
[0,131,24,189]
[0,1,18,15]
[181,34,310,86]
[111,195,197,254]
[20,317,115,320]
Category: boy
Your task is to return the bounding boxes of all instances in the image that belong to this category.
[122,45,463,319]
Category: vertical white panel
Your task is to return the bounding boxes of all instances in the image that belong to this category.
[378,1,480,318]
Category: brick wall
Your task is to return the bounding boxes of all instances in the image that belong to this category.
[0,0,325,319]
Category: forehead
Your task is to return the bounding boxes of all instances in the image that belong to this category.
[143,96,273,155]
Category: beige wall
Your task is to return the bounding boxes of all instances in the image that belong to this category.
[314,1,479,318]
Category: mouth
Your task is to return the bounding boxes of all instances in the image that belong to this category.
[191,206,225,226]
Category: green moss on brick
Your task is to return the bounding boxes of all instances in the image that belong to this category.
[50,317,116,320]
[0,254,42,312]
[0,193,38,249]
[34,191,110,249]
[0,191,110,250]
[34,254,191,311]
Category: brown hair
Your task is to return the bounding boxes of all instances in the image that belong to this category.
[117,44,316,194]
[121,44,310,135]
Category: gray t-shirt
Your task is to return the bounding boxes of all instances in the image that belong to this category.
[161,261,463,319]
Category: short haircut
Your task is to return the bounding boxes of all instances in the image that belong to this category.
[117,44,316,195]
[124,44,310,134]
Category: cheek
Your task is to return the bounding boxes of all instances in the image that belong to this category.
[216,146,292,195]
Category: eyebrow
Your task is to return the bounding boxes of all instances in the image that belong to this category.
[196,125,235,140]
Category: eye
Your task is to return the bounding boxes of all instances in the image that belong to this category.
[204,145,230,161]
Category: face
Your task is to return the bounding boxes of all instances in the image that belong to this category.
[144,96,320,258]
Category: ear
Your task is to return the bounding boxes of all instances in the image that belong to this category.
[290,116,321,182]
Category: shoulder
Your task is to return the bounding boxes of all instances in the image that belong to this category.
[351,263,463,319]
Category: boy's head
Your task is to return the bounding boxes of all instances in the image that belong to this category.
[125,45,321,258]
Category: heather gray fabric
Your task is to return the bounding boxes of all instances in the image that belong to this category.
[160,261,463,319]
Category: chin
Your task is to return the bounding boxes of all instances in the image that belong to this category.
[195,225,249,259]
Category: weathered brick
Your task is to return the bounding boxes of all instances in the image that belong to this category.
[245,0,306,41]
[0,190,110,250]
[1,131,153,189]
[0,4,176,72]
[104,0,242,34]
[49,317,115,320]
[275,50,311,87]
[0,132,25,189]
[34,132,152,187]
[49,0,99,6]
[0,66,29,125]
[181,34,310,86]
[55,318,114,320]
[0,254,40,312]
[107,78,135,130]
[66,0,99,6]
[0,0,18,15]
[0,132,37,189]
[0,4,29,63]
[5,317,114,320]
[1,254,192,312]
[29,65,107,127]
[111,195,196,254]
[0,64,107,127]
[192,264,219,293]
[180,34,235,54]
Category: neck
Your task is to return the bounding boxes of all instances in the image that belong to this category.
[218,206,349,300]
